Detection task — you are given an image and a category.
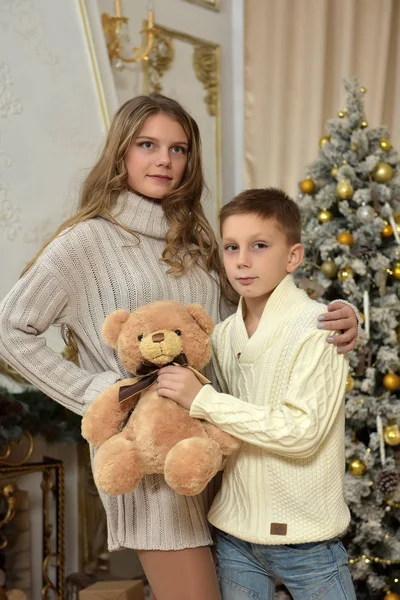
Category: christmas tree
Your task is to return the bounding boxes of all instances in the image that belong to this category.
[296,77,400,600]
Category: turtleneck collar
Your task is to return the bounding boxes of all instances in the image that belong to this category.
[110,191,168,240]
[232,275,310,361]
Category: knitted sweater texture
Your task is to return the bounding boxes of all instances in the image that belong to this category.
[190,275,351,545]
[0,191,227,551]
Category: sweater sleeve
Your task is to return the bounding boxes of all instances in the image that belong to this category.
[190,329,348,458]
[0,261,120,416]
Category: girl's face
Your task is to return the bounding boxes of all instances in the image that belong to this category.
[125,113,189,200]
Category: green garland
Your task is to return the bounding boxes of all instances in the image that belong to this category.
[0,386,82,446]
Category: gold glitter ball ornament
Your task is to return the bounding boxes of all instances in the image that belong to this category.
[384,593,400,600]
[317,210,333,224]
[346,375,355,393]
[320,260,338,279]
[360,120,368,128]
[383,424,400,446]
[331,165,338,178]
[319,136,330,148]
[382,224,394,238]
[380,138,392,151]
[372,162,393,183]
[337,179,353,200]
[383,373,400,392]
[338,266,354,281]
[348,459,366,476]
[393,263,400,280]
[299,179,316,194]
[337,231,354,247]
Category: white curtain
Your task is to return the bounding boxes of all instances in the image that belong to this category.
[244,0,400,196]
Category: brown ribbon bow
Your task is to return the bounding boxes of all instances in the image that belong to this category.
[118,353,210,404]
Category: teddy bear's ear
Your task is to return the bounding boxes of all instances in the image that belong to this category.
[186,304,214,335]
[102,310,130,348]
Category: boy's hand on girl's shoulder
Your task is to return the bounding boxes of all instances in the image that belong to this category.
[156,365,203,410]
[317,302,358,354]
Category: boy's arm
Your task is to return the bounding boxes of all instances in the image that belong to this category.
[190,329,348,458]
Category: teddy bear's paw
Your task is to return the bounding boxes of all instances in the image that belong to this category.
[93,436,143,496]
[164,437,222,496]
[201,422,242,455]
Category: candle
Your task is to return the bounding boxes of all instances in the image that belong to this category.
[115,0,122,17]
[376,415,386,467]
[388,214,400,245]
[363,290,370,340]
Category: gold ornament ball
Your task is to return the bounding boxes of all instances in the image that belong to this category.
[392,263,400,280]
[346,375,355,393]
[360,86,367,94]
[321,259,338,279]
[337,231,354,247]
[382,224,394,238]
[331,165,338,178]
[337,179,353,200]
[300,178,316,195]
[385,593,400,600]
[318,209,333,224]
[338,266,354,282]
[360,119,368,128]
[383,373,400,392]
[380,138,392,152]
[319,136,330,148]
[348,459,366,477]
[383,424,400,447]
[372,161,393,183]
[350,143,359,152]
[338,110,345,118]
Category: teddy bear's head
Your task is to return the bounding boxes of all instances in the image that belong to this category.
[101,301,214,374]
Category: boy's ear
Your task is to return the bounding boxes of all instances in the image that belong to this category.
[287,243,304,273]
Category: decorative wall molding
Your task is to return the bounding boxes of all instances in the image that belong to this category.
[182,0,221,12]
[0,63,23,118]
[193,44,219,117]
[0,0,59,66]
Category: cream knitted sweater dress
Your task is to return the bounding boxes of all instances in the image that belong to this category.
[0,191,228,551]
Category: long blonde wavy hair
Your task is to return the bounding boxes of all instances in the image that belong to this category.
[23,94,234,301]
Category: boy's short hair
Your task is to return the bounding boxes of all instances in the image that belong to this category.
[219,187,302,245]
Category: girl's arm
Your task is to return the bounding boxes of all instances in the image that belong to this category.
[0,261,120,416]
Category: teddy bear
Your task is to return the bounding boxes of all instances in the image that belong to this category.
[81,301,241,497]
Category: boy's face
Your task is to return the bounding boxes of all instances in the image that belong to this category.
[221,213,304,303]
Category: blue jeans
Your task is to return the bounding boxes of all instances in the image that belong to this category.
[216,530,357,600]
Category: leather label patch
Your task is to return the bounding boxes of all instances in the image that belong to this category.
[270,523,287,536]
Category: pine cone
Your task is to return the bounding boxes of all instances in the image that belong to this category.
[376,469,400,497]
[351,236,377,262]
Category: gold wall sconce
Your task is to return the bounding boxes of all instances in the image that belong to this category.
[102,0,156,69]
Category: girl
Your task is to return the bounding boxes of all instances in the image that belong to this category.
[0,94,359,600]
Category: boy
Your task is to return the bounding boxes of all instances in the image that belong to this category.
[157,188,357,599]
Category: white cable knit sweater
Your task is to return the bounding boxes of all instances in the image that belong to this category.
[0,191,229,551]
[190,275,351,545]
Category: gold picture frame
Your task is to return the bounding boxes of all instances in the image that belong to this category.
[182,0,221,12]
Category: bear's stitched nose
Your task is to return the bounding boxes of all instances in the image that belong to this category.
[152,333,164,343]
